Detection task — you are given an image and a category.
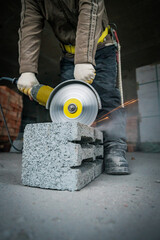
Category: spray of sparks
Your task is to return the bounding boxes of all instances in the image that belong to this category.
[91,99,138,127]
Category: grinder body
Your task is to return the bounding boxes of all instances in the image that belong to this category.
[0,77,101,126]
[30,80,101,126]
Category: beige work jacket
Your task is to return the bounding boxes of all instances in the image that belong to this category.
[19,0,113,74]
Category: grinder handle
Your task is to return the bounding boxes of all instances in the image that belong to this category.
[30,84,54,106]
[14,78,54,107]
[0,76,32,97]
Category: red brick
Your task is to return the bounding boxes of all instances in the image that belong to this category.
[1,127,7,136]
[0,98,9,107]
[10,90,17,96]
[0,121,3,127]
[0,136,8,142]
[17,112,22,118]
[127,144,136,152]
[7,123,16,128]
[1,108,7,114]
[7,111,18,119]
[10,102,18,108]
[0,86,22,151]
[0,88,10,95]
[6,119,17,126]
[0,92,7,99]
[6,111,17,121]
[0,86,8,91]
[8,128,16,135]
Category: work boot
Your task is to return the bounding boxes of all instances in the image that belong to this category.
[104,140,129,174]
[96,108,130,174]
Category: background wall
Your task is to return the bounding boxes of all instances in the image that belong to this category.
[0,0,160,151]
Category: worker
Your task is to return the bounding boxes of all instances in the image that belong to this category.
[17,0,129,174]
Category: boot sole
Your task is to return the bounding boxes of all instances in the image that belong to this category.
[105,167,130,175]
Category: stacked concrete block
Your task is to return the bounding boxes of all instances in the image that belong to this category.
[22,122,104,191]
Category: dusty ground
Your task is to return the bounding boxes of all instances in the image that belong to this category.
[0,152,160,240]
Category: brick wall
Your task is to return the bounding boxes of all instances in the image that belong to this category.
[0,86,22,152]
[126,116,138,152]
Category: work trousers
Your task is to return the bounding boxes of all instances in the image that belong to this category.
[60,45,127,146]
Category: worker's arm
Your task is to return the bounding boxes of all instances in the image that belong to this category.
[74,0,104,66]
[18,0,44,74]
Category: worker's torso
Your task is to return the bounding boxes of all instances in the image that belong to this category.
[37,0,109,45]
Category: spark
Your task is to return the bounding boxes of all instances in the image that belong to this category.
[92,99,138,126]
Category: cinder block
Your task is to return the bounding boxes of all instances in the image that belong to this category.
[93,159,104,178]
[94,145,104,159]
[94,128,103,143]
[22,122,104,191]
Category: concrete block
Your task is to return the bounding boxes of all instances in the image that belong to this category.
[94,145,104,159]
[94,128,103,144]
[93,159,104,178]
[22,160,103,191]
[24,122,95,144]
[22,122,104,191]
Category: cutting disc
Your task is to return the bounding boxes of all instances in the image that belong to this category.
[46,80,101,126]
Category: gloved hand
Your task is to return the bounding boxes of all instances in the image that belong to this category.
[74,63,96,84]
[17,72,39,96]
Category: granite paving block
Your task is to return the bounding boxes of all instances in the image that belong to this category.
[24,122,95,143]
[93,159,104,177]
[22,159,103,191]
[94,145,104,159]
[94,128,103,144]
[22,142,100,168]
[22,122,104,191]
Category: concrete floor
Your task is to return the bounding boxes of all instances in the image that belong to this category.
[0,152,160,240]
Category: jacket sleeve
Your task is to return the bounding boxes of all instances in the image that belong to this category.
[18,0,44,74]
[74,0,104,66]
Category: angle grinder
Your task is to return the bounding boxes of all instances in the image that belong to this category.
[0,77,101,126]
